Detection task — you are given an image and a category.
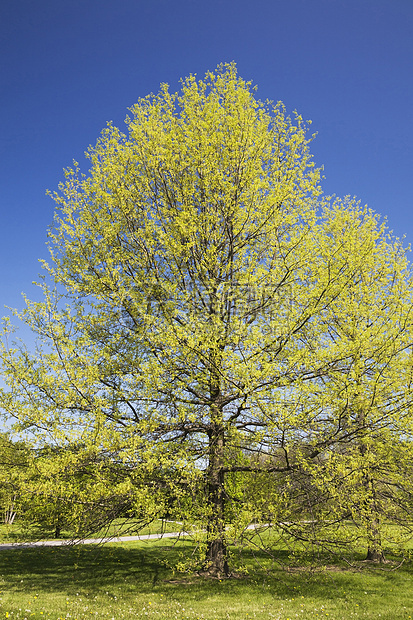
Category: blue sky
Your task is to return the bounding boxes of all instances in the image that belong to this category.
[1,0,412,313]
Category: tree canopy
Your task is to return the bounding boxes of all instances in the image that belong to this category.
[1,64,413,575]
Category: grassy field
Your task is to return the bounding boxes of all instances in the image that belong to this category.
[1,535,413,620]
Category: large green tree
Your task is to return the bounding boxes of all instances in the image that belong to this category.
[1,65,412,574]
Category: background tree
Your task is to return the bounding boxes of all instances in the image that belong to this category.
[0,433,31,526]
[282,202,413,562]
[15,443,170,540]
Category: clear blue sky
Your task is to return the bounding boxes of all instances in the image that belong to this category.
[1,0,412,313]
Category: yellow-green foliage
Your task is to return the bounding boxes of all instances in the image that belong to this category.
[1,64,413,569]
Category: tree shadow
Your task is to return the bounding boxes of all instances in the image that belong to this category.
[1,540,411,604]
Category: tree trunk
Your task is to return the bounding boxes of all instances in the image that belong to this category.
[366,542,385,562]
[204,420,229,578]
[364,497,385,562]
[54,501,63,538]
[361,468,385,562]
[4,509,16,525]
[355,387,385,563]
[4,496,17,525]
[203,289,229,578]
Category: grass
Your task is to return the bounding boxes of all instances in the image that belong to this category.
[0,536,413,619]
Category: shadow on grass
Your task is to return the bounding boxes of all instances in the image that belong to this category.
[1,539,412,604]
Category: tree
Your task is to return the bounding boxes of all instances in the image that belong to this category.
[0,433,31,525]
[1,65,412,575]
[281,202,413,562]
[14,443,166,540]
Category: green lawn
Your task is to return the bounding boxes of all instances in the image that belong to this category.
[0,537,412,619]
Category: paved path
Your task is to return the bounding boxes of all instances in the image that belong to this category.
[0,523,267,551]
[0,530,191,550]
